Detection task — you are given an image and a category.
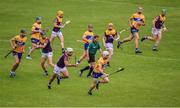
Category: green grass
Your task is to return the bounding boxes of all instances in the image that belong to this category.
[0,0,180,107]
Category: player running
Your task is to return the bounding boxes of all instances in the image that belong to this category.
[9,29,27,77]
[26,17,42,59]
[48,48,77,89]
[88,51,109,95]
[79,35,102,77]
[37,31,55,76]
[103,23,119,66]
[50,10,71,53]
[117,7,145,53]
[76,24,94,64]
[141,9,167,51]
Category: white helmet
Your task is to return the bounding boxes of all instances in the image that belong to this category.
[102,51,109,57]
[66,48,73,52]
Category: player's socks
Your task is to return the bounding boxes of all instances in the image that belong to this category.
[88,90,92,95]
[80,66,90,72]
[96,81,100,90]
[76,60,80,65]
[117,41,122,48]
[62,48,65,53]
[79,70,83,77]
[79,66,90,77]
[57,75,61,85]
[26,55,32,60]
[141,36,147,42]
[152,45,158,51]
[48,83,51,89]
[9,71,15,78]
[107,61,110,67]
[87,66,93,77]
[135,48,142,53]
[43,71,48,76]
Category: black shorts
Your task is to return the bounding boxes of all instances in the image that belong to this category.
[88,53,95,63]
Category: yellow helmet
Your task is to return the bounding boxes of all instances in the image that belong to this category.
[108,23,114,26]
[57,10,64,16]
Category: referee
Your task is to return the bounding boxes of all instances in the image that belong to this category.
[79,35,102,77]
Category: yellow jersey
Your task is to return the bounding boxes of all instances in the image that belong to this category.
[130,13,145,30]
[82,31,94,43]
[31,22,41,39]
[94,57,108,73]
[13,35,27,53]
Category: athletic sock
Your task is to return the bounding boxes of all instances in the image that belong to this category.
[62,48,65,53]
[80,66,90,72]
[87,66,93,77]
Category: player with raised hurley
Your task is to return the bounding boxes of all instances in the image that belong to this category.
[141,9,167,51]
[48,48,77,89]
[50,10,71,53]
[117,7,145,53]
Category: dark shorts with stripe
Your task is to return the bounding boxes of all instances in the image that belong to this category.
[130,27,139,36]
[92,72,103,78]
[88,53,95,63]
[31,38,40,44]
[84,43,89,50]
[12,51,22,60]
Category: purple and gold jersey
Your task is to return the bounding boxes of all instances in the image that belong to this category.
[130,13,145,30]
[40,37,52,53]
[31,22,41,39]
[53,16,63,32]
[104,29,117,43]
[57,53,68,68]
[155,15,166,29]
[13,35,27,53]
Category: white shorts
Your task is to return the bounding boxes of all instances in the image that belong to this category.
[152,28,162,36]
[105,43,114,51]
[53,65,67,74]
[51,31,63,38]
[41,52,53,58]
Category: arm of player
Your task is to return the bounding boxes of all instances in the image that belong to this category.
[129,15,134,27]
[99,64,108,77]
[141,17,145,26]
[114,32,120,41]
[82,34,90,43]
[162,23,167,32]
[9,37,16,49]
[102,35,106,47]
[152,17,158,28]
[31,26,42,34]
[53,18,64,28]
[64,60,77,67]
